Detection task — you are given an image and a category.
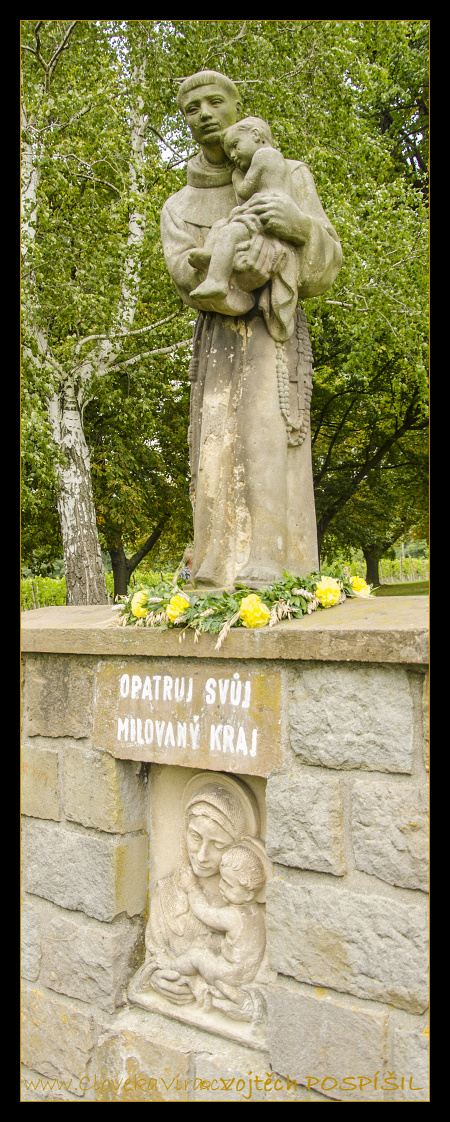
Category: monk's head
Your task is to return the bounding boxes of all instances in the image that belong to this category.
[177,70,241,150]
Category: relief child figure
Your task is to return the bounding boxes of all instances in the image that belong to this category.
[174,841,267,1001]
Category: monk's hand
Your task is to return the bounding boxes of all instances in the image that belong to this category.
[243,195,312,245]
[233,234,277,287]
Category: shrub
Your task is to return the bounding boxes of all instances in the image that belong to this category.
[21,572,116,609]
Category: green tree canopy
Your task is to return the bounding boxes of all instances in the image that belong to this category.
[21,20,428,597]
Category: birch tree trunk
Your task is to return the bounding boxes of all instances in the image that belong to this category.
[22,94,108,603]
[22,31,148,605]
[47,378,108,603]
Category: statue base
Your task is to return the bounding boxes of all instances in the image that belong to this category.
[128,964,269,1049]
[184,582,273,593]
[182,584,236,594]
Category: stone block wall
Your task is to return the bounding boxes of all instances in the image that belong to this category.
[21,603,429,1102]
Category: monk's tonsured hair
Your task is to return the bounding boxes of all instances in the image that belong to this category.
[177,70,240,111]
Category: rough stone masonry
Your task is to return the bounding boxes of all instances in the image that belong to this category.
[21,597,428,1102]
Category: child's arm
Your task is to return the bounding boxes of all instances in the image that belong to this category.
[187,885,234,933]
[238,148,287,201]
[235,156,263,201]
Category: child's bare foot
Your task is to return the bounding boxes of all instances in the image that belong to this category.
[192,285,255,315]
[191,278,229,300]
[188,248,211,269]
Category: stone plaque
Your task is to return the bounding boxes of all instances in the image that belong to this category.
[94,660,282,777]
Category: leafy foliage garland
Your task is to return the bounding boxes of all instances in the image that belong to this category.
[116,567,368,649]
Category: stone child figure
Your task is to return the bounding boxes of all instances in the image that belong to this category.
[160,70,342,588]
[191,117,296,321]
[174,842,267,991]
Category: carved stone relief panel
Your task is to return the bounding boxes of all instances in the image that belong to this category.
[128,766,274,1046]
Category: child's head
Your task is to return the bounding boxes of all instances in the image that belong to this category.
[222,117,274,171]
[219,844,266,904]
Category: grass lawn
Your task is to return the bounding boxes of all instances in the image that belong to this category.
[373,581,429,597]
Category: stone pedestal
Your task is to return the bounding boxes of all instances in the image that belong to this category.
[21,598,429,1102]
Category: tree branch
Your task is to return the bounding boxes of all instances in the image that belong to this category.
[126,520,170,574]
[47,21,79,76]
[314,396,359,486]
[53,104,93,135]
[24,20,79,93]
[317,411,427,541]
[311,370,383,448]
[312,388,358,448]
[74,311,182,354]
[55,152,125,192]
[146,122,193,162]
[75,171,121,195]
[34,21,44,49]
[105,338,192,373]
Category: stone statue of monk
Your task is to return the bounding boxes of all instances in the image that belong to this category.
[160,70,342,589]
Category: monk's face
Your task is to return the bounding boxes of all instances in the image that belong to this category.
[181,83,240,149]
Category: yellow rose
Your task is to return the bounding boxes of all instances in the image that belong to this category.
[166,593,190,623]
[239,594,271,629]
[315,576,342,609]
[131,591,149,618]
[350,575,372,597]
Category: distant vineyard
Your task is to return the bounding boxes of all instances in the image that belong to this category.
[346,557,429,584]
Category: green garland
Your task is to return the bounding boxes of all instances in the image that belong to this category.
[115,567,372,649]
